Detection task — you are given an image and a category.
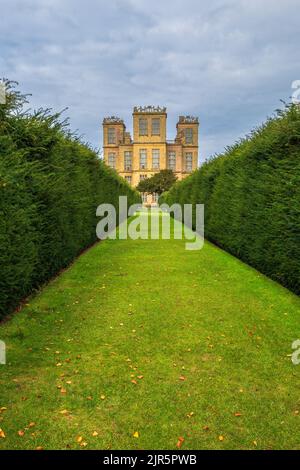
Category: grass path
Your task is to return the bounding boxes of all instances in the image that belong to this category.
[0,213,300,450]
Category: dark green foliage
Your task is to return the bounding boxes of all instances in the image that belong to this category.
[160,104,300,294]
[0,81,140,318]
[136,169,177,194]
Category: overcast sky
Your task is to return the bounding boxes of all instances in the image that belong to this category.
[1,0,299,162]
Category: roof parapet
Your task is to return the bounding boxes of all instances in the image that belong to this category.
[103,116,124,124]
[178,115,199,124]
[133,105,167,113]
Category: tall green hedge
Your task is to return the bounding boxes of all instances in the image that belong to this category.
[0,81,140,318]
[160,104,300,294]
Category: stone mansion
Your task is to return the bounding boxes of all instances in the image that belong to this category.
[102,106,199,200]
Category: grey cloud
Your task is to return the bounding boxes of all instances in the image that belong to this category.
[1,0,299,160]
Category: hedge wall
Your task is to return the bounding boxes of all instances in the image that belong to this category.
[160,104,300,294]
[0,81,140,318]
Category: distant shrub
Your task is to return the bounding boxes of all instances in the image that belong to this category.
[159,104,300,294]
[0,81,140,318]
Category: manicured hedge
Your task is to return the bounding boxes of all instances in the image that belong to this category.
[0,81,140,318]
[160,104,300,294]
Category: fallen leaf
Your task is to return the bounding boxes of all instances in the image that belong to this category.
[218,435,224,441]
[179,375,186,381]
[28,422,35,428]
[131,380,137,385]
[137,375,144,380]
[100,395,106,400]
[133,431,139,438]
[77,436,83,443]
[253,440,258,447]
[18,430,25,437]
[80,442,87,447]
[176,436,184,448]
[92,431,98,437]
[234,412,242,417]
[66,381,72,385]
[59,409,69,415]
[0,429,6,438]
[36,446,43,451]
[0,407,7,413]
[60,388,67,394]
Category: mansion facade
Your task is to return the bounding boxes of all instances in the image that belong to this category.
[102,106,199,202]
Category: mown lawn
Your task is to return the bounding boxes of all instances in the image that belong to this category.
[0,212,300,450]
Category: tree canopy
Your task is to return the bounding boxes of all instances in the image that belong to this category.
[136,169,177,195]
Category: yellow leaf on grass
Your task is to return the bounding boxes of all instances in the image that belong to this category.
[77,436,83,443]
[218,435,224,441]
[176,436,184,448]
[18,430,25,437]
[100,395,106,400]
[0,429,5,438]
[92,431,98,437]
[133,431,139,438]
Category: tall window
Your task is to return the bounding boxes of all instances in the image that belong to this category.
[125,175,132,185]
[139,149,147,169]
[185,128,193,144]
[108,152,116,168]
[185,152,193,172]
[139,118,148,136]
[152,149,160,169]
[124,151,132,170]
[108,127,116,144]
[151,118,160,135]
[168,151,176,170]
